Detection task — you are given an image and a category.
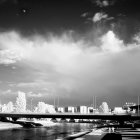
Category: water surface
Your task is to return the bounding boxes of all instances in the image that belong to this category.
[0,123,94,140]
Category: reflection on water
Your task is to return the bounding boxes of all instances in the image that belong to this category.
[0,123,94,140]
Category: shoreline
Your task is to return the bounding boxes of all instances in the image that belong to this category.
[0,121,22,130]
[17,119,58,127]
[0,119,58,131]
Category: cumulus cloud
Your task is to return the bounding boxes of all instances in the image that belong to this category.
[0,31,30,65]
[93,0,116,7]
[81,12,89,18]
[0,30,140,105]
[92,12,108,23]
[1,89,12,95]
[101,31,124,52]
[27,92,44,98]
[0,49,22,64]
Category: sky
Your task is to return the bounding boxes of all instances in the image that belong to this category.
[0,0,140,108]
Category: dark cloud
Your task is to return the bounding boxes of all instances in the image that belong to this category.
[0,0,18,4]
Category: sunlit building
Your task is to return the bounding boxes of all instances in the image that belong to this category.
[57,107,64,113]
[123,102,136,110]
[64,106,75,113]
[87,107,97,114]
[113,107,127,114]
[76,106,88,114]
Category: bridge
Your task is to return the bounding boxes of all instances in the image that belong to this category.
[0,113,140,124]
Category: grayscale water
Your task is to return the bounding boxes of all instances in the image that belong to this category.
[0,123,94,140]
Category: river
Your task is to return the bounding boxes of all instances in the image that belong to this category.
[0,123,94,140]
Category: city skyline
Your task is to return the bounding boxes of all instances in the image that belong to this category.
[0,91,136,114]
[0,0,140,107]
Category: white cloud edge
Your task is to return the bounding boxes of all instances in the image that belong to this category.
[0,29,140,99]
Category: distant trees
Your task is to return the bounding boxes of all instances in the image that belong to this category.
[0,91,56,113]
[1,102,14,113]
[0,91,111,115]
[35,102,46,113]
[15,91,26,113]
[99,102,110,113]
[34,102,56,113]
[6,101,14,112]
[46,104,56,113]
[1,104,7,112]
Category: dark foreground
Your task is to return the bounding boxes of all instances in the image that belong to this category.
[79,127,140,140]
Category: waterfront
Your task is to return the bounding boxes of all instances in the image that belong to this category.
[0,122,93,140]
[1,122,140,140]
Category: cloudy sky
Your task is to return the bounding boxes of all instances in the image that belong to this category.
[0,0,140,108]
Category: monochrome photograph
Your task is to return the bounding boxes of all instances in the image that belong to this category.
[0,0,140,139]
